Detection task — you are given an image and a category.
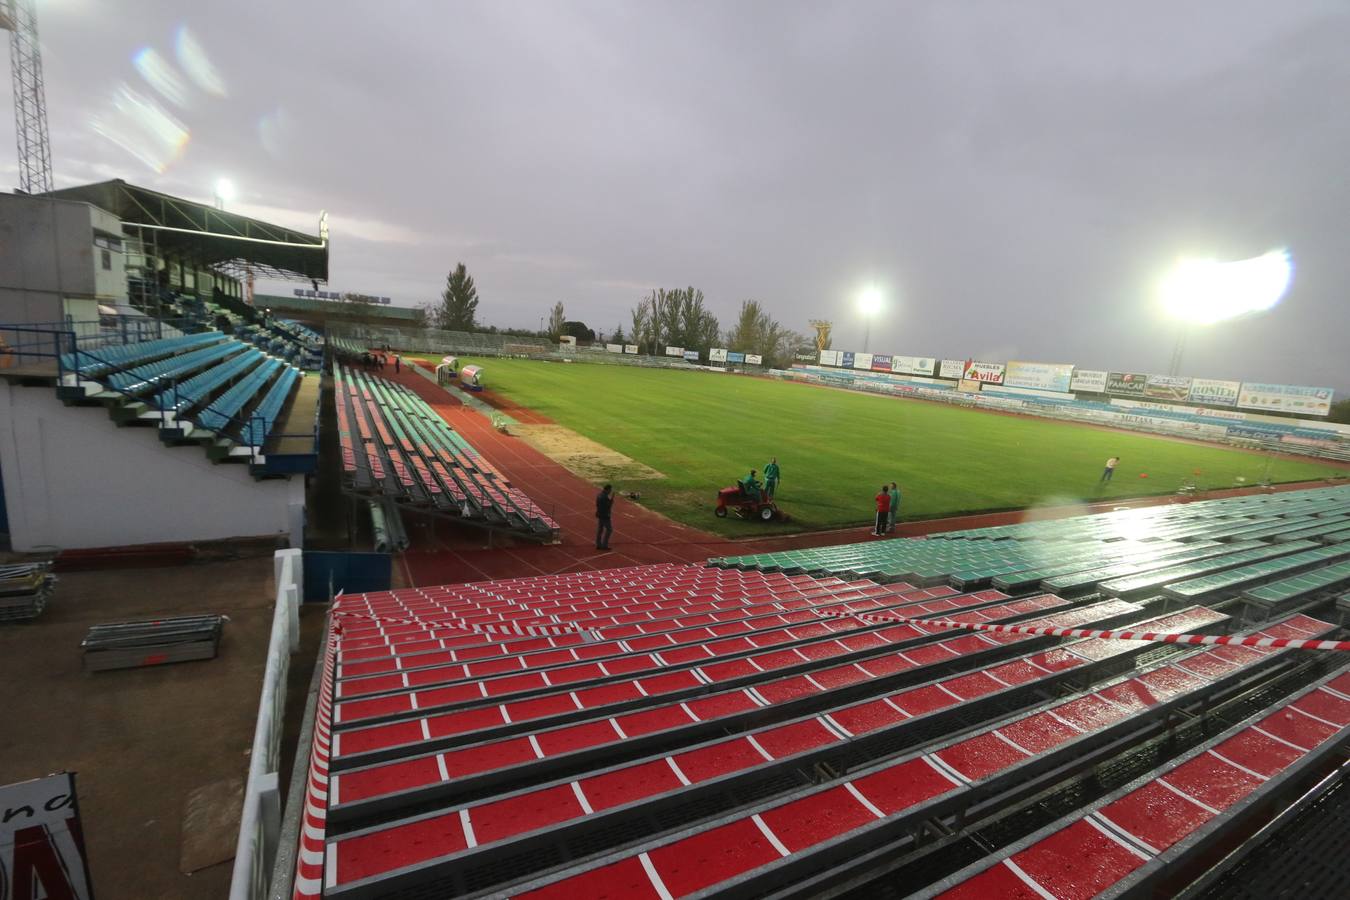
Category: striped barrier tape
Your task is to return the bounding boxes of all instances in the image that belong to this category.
[812,608,1350,651]
[293,624,337,899]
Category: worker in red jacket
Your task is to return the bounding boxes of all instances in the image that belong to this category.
[873,485,891,536]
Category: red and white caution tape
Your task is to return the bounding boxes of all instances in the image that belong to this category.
[293,623,338,898]
[332,608,595,638]
[813,608,1350,652]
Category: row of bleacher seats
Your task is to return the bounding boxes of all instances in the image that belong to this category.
[297,485,1350,898]
[59,329,307,464]
[333,364,559,540]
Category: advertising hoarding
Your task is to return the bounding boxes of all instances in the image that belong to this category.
[852,352,874,370]
[1,773,93,900]
[664,345,684,357]
[1238,383,1334,416]
[1107,372,1147,396]
[1143,374,1192,402]
[746,354,763,365]
[871,354,893,371]
[891,356,937,376]
[709,348,729,363]
[1004,361,1075,392]
[841,351,855,368]
[727,351,746,364]
[962,361,1006,384]
[683,349,700,362]
[623,344,639,354]
[939,359,966,379]
[819,349,841,366]
[605,343,623,354]
[1187,378,1241,406]
[1070,369,1108,393]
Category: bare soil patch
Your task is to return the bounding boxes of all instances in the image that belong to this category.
[510,423,666,484]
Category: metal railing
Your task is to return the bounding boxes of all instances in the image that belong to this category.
[229,549,302,900]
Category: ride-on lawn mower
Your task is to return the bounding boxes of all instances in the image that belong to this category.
[715,486,785,522]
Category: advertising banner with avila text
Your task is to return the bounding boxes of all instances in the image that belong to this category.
[1004,361,1075,393]
[1187,378,1241,406]
[1238,383,1335,416]
[1107,372,1147,396]
[962,361,1006,384]
[1144,374,1192,402]
[939,359,966,379]
[892,356,937,376]
[1070,369,1108,392]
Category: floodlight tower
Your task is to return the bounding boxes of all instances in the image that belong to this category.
[1,0,54,194]
[809,319,832,352]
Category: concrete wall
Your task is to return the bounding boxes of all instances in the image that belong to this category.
[0,380,305,551]
[0,193,126,325]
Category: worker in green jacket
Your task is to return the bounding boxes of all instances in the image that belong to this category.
[763,457,781,498]
[741,470,762,501]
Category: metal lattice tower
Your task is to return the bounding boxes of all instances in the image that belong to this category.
[809,319,832,352]
[1,0,54,194]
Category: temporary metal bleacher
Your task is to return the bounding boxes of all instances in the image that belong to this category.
[333,364,559,542]
[293,487,1350,899]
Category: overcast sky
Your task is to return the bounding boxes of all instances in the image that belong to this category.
[7,0,1349,388]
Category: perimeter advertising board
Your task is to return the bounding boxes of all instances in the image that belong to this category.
[1187,378,1241,406]
[683,349,700,362]
[1070,369,1108,393]
[1238,383,1335,417]
[1107,372,1147,396]
[841,351,855,368]
[727,351,746,364]
[957,378,983,393]
[606,343,623,354]
[746,354,763,365]
[1144,374,1192,402]
[819,349,842,366]
[962,361,1006,384]
[939,359,966,379]
[1004,361,1074,393]
[852,352,874,370]
[709,348,729,363]
[892,356,937,376]
[1,772,94,900]
[623,344,639,354]
[871,354,893,371]
[665,345,684,357]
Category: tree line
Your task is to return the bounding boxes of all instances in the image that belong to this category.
[418,262,812,367]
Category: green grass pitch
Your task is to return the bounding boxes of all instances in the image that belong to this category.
[426,357,1345,536]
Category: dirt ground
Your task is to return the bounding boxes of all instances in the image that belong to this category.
[509,422,666,484]
[0,556,325,899]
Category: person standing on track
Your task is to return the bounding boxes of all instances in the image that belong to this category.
[887,482,901,533]
[394,354,401,374]
[763,457,781,499]
[1100,456,1120,484]
[873,485,892,536]
[595,483,615,550]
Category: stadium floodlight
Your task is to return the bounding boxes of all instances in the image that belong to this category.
[1159,249,1291,325]
[858,286,883,351]
[213,178,235,210]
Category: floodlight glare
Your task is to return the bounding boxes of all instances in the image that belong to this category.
[1159,249,1291,325]
[858,286,883,315]
[214,178,235,204]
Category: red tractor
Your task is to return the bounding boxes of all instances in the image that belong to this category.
[715,485,782,522]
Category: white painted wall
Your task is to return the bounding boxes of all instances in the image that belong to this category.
[0,381,305,551]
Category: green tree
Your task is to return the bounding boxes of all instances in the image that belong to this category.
[547,301,566,339]
[434,263,479,331]
[1328,398,1350,424]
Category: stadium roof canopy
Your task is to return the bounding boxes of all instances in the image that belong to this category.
[42,179,328,282]
[253,293,422,321]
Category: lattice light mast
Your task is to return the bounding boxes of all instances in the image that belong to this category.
[809,319,832,352]
[1,0,54,194]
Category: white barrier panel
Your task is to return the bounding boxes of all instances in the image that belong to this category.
[229,549,302,900]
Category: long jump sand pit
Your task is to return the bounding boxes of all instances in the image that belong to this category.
[509,423,666,484]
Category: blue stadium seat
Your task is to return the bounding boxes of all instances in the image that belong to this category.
[151,348,264,415]
[239,367,300,448]
[197,358,284,432]
[63,331,223,378]
[107,340,243,395]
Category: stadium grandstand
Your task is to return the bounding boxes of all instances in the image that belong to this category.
[269,485,1350,899]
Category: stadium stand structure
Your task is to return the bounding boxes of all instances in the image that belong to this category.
[55,328,317,474]
[333,364,560,542]
[279,485,1350,899]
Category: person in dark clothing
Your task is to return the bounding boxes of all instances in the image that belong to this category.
[595,484,615,550]
[873,485,891,536]
[394,354,402,374]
